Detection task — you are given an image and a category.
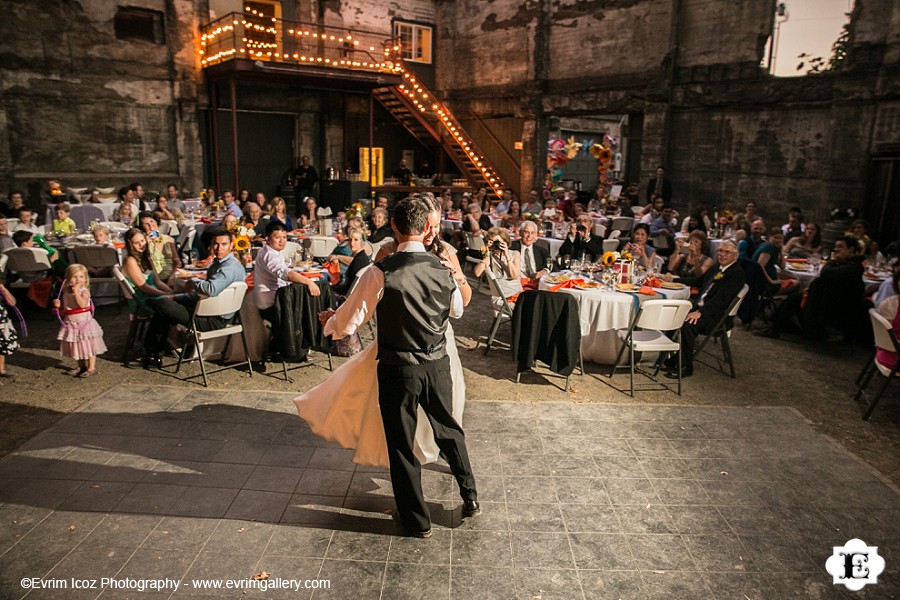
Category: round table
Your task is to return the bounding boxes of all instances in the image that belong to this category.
[538,273,690,364]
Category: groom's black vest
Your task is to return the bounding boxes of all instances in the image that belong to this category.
[376,251,453,366]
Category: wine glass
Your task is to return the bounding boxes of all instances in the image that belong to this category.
[545,257,554,274]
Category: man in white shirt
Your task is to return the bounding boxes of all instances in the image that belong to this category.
[13,208,41,235]
[254,221,321,317]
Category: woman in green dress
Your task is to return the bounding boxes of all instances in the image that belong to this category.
[120,228,172,316]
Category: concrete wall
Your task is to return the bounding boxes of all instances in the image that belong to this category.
[0,0,205,196]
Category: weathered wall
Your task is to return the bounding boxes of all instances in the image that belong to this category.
[435,0,900,227]
[0,0,204,196]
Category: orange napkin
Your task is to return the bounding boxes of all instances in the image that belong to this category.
[638,285,657,296]
[521,277,539,291]
[113,241,125,249]
[549,278,586,292]
[244,271,254,291]
[323,261,341,285]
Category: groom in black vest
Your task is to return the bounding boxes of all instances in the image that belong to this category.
[320,196,479,538]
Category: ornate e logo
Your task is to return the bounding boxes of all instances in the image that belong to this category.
[825,538,885,591]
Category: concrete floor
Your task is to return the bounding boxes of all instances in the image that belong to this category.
[1,384,898,599]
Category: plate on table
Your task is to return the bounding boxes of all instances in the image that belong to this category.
[574,281,602,290]
[661,281,686,290]
[864,271,887,281]
[616,283,636,292]
[544,274,570,285]
[75,233,95,243]
[787,263,810,272]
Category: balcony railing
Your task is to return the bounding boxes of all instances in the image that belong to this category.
[199,12,400,74]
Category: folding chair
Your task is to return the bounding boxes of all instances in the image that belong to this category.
[71,245,120,303]
[280,241,301,263]
[175,225,196,263]
[608,299,692,396]
[159,219,180,237]
[607,216,634,238]
[482,267,516,355]
[174,281,253,386]
[113,266,151,366]
[262,281,335,382]
[693,284,749,378]
[854,309,899,420]
[70,205,105,232]
[602,238,621,253]
[2,247,52,289]
[463,231,486,290]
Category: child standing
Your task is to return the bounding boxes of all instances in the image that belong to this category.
[0,276,20,379]
[53,264,107,377]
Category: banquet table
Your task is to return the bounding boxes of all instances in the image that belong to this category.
[538,273,691,364]
[778,262,891,294]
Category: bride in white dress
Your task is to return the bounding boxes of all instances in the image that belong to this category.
[293,204,471,468]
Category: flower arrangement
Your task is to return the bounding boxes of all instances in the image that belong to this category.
[233,235,251,253]
[346,202,366,219]
[522,212,541,223]
[49,180,64,196]
[717,210,735,225]
[601,251,620,267]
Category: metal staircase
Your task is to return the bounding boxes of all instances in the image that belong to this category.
[373,67,508,198]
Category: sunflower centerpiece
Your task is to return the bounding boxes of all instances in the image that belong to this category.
[600,249,635,289]
[229,223,254,266]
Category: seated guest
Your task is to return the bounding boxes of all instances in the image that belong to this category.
[753,227,798,296]
[523,190,543,214]
[874,258,899,305]
[331,229,371,297]
[14,208,41,235]
[243,202,268,237]
[560,214,604,262]
[734,201,758,233]
[329,219,370,272]
[112,198,134,227]
[502,200,522,229]
[142,228,245,367]
[52,202,77,234]
[463,203,492,236]
[1,191,25,219]
[254,220,322,320]
[847,219,879,261]
[511,221,550,282]
[639,196,665,224]
[117,185,141,218]
[756,236,865,340]
[222,190,242,218]
[474,227,521,281]
[538,199,559,221]
[0,217,15,252]
[138,211,181,283]
[299,197,318,229]
[494,194,511,216]
[783,222,822,259]
[649,204,677,257]
[875,271,900,371]
[667,230,713,279]
[268,196,293,230]
[10,230,58,281]
[680,213,707,234]
[165,183,186,213]
[154,196,183,223]
[368,207,392,243]
[91,225,115,248]
[237,188,251,208]
[626,223,657,269]
[120,228,173,317]
[739,217,766,260]
[664,240,746,378]
[781,207,805,243]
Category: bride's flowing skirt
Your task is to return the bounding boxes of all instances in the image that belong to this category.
[293,325,466,468]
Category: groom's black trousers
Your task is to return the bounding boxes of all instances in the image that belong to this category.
[377,356,477,533]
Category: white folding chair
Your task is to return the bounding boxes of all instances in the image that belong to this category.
[693,284,749,378]
[2,247,52,289]
[307,237,338,258]
[608,299,692,396]
[367,237,394,259]
[608,216,634,238]
[71,245,121,303]
[159,219,180,237]
[650,254,666,273]
[0,253,7,275]
[175,225,196,263]
[6,218,20,231]
[854,309,899,420]
[602,238,620,253]
[113,266,152,366]
[174,281,252,386]
[280,241,302,263]
[71,205,105,232]
[482,267,517,355]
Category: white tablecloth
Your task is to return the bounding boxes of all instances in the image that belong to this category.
[538,275,690,364]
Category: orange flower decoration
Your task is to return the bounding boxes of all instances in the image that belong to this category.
[234,235,251,252]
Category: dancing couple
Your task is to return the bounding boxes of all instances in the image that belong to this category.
[295,194,479,538]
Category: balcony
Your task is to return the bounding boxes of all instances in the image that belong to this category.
[199,12,403,89]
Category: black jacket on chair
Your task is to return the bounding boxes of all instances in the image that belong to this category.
[511,290,581,377]
[271,280,335,361]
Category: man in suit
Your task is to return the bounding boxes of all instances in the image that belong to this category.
[559,214,604,262]
[646,166,673,204]
[666,239,745,378]
[511,220,551,283]
[320,195,479,538]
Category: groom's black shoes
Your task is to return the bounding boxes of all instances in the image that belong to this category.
[410,528,433,539]
[462,500,482,518]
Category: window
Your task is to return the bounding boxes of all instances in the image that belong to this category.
[762,0,854,76]
[393,21,432,64]
[114,7,165,44]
